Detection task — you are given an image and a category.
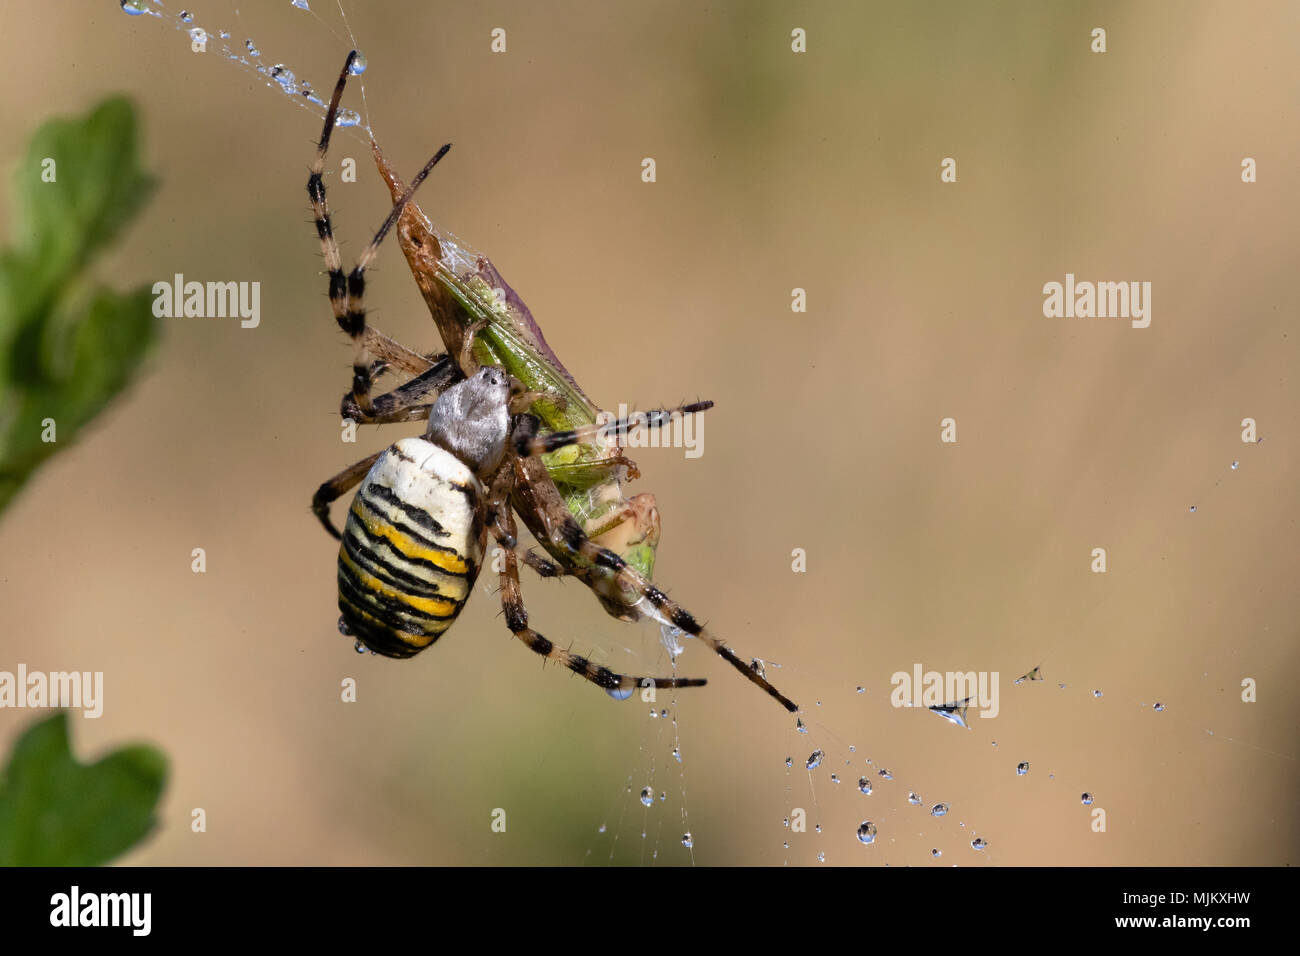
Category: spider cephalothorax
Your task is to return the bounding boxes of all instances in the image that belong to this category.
[306,51,798,711]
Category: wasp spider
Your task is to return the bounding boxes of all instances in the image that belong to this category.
[306,52,799,712]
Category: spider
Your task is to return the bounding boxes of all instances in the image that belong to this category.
[305,51,799,712]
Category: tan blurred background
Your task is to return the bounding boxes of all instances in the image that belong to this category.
[0,0,1295,865]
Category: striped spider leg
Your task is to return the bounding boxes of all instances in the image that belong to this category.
[306,48,452,419]
[508,416,802,713]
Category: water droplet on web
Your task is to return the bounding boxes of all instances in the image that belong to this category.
[805,750,824,770]
[784,756,793,768]
[1081,793,1094,805]
[179,10,193,22]
[120,0,147,15]
[349,51,368,75]
[353,640,367,654]
[246,39,261,57]
[931,848,942,857]
[971,837,988,851]
[219,30,230,39]
[815,824,822,833]
[782,817,789,828]
[1016,761,1030,775]
[750,658,766,679]
[638,786,653,807]
[817,851,825,862]
[856,821,878,845]
[795,717,808,734]
[1188,505,1197,513]
[878,768,893,780]
[605,685,633,700]
[858,777,872,795]
[188,27,207,44]
[1092,689,1103,698]
[856,685,865,694]
[680,832,693,848]
[597,823,606,833]
[931,803,949,816]
[830,774,840,784]
[659,791,666,802]
[269,64,298,94]
[671,747,681,763]
[1153,702,1165,712]
[908,792,922,805]
[336,109,362,128]
[291,0,311,9]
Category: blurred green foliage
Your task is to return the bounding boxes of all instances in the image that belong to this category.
[0,713,167,865]
[0,96,158,514]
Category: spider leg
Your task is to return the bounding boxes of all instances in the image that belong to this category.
[512,452,799,713]
[339,353,461,424]
[518,401,713,457]
[308,50,452,416]
[311,450,385,539]
[491,507,706,697]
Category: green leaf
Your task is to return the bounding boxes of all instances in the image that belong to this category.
[0,97,159,515]
[0,713,167,866]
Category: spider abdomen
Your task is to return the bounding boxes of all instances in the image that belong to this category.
[337,437,484,658]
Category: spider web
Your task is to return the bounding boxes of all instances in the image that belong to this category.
[108,0,1297,868]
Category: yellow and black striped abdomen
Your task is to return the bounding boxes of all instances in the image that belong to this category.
[338,437,484,658]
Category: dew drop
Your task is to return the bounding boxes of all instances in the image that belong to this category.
[639,786,653,807]
[782,817,789,828]
[659,791,666,802]
[1153,702,1165,712]
[815,824,822,833]
[336,109,362,128]
[931,803,949,816]
[606,685,633,701]
[908,792,922,805]
[857,776,872,795]
[831,774,840,784]
[795,717,808,734]
[784,756,793,768]
[245,39,261,57]
[349,51,368,75]
[1081,793,1093,806]
[291,0,311,9]
[681,832,693,848]
[219,30,230,39]
[878,768,893,780]
[269,64,297,94]
[189,27,207,44]
[856,821,878,845]
[856,685,865,694]
[120,0,146,14]
[750,658,766,679]
[817,851,825,862]
[1016,761,1030,776]
[971,837,988,851]
[179,10,193,21]
[805,749,824,770]
[353,640,367,654]
[1231,461,1239,470]
[1189,505,1197,512]
[671,747,681,763]
[931,848,942,857]
[1092,689,1103,698]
